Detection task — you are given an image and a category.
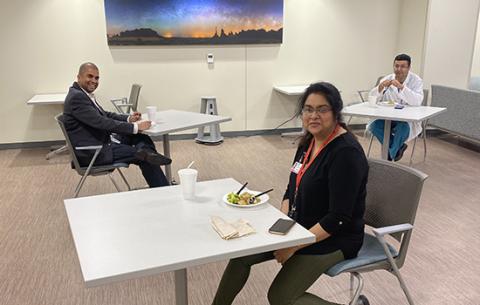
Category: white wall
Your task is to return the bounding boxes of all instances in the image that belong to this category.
[470,11,480,77]
[396,0,429,75]
[0,0,423,144]
[422,0,480,90]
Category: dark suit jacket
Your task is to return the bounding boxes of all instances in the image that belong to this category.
[63,82,134,166]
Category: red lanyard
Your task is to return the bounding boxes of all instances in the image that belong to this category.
[295,124,339,192]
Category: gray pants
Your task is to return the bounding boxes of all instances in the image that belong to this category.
[211,250,344,305]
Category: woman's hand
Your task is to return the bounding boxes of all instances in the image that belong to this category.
[273,246,297,264]
[274,224,331,265]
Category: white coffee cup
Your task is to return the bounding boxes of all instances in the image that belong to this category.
[146,106,157,122]
[368,95,377,106]
[178,168,198,200]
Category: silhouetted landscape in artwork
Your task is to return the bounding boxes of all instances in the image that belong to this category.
[108,27,283,45]
[105,0,283,46]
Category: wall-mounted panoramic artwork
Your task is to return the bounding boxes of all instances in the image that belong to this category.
[105,0,284,45]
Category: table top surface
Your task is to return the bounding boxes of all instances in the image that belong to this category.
[342,103,447,122]
[141,109,231,136]
[26,93,67,105]
[273,85,309,95]
[64,178,315,287]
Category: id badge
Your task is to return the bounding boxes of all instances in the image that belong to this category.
[290,162,302,174]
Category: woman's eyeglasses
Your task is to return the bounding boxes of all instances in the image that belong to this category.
[301,106,332,116]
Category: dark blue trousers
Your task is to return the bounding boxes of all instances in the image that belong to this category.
[111,134,169,187]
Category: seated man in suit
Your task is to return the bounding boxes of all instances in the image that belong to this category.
[368,54,424,161]
[63,62,170,187]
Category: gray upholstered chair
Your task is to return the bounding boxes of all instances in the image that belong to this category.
[111,83,142,114]
[346,76,384,126]
[408,89,429,165]
[357,76,384,103]
[468,76,480,91]
[366,89,429,165]
[55,114,131,198]
[326,158,428,305]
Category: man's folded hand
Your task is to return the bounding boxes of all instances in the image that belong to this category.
[137,120,152,130]
[129,112,142,122]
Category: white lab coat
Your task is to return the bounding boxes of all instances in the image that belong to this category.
[369,72,424,142]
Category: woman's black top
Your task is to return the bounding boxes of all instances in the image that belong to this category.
[283,132,368,259]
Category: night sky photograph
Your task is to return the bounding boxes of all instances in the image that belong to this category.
[105,0,284,45]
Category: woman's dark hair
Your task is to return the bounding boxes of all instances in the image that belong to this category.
[296,82,350,148]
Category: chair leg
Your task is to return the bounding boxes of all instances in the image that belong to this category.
[350,273,355,298]
[377,235,416,305]
[422,129,427,162]
[347,116,353,125]
[74,174,88,198]
[117,168,131,191]
[109,174,122,192]
[73,154,101,197]
[422,119,429,162]
[391,268,416,305]
[367,134,373,157]
[348,272,364,305]
[409,137,417,166]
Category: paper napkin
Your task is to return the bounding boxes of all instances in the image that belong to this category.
[211,216,255,240]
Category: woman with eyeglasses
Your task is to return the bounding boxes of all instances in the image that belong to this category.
[211,82,369,305]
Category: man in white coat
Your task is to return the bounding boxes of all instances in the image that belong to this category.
[369,54,424,161]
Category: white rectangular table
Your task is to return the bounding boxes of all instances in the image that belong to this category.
[273,85,309,96]
[141,110,231,181]
[342,103,447,160]
[27,93,68,159]
[273,85,309,137]
[26,93,67,105]
[64,178,315,305]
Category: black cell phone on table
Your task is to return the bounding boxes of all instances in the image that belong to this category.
[268,219,296,235]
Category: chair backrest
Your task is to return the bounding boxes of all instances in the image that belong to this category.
[128,84,142,112]
[365,158,428,267]
[358,76,385,103]
[55,114,83,172]
[422,88,429,106]
[468,76,480,91]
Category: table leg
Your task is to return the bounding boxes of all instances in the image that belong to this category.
[280,129,304,137]
[46,144,67,160]
[280,117,304,137]
[162,134,172,182]
[382,120,392,160]
[174,269,188,305]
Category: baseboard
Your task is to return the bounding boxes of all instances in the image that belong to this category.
[0,140,65,150]
[0,127,305,150]
[4,125,475,153]
[150,127,305,141]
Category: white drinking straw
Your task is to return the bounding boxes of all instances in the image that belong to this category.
[187,161,195,169]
